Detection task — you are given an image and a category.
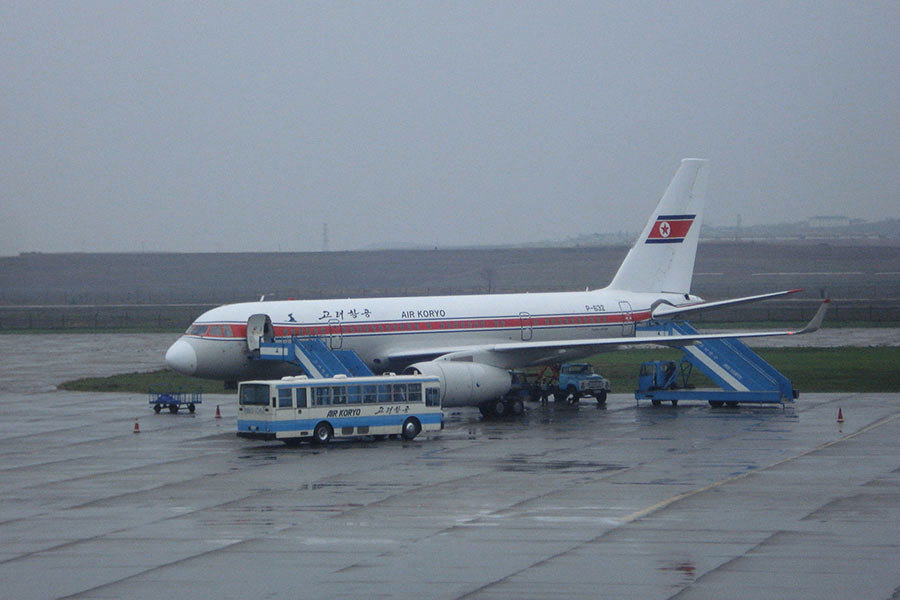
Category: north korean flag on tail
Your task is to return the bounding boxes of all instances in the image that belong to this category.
[646,214,696,244]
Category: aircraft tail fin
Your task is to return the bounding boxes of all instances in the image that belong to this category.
[608,158,709,294]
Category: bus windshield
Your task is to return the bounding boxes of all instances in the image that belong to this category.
[240,383,270,406]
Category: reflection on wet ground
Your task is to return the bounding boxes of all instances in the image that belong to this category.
[1,334,899,599]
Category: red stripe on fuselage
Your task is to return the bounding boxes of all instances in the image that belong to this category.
[188,311,652,340]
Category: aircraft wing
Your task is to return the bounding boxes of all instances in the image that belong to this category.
[651,288,803,319]
[388,299,829,369]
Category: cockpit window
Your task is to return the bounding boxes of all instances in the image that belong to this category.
[188,325,209,336]
[207,325,223,337]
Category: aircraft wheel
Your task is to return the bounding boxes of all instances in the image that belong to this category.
[491,398,507,417]
[313,422,333,444]
[401,418,421,441]
[507,398,525,416]
[169,404,179,414]
[153,404,162,414]
[596,390,608,407]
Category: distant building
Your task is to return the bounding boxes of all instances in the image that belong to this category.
[808,216,851,228]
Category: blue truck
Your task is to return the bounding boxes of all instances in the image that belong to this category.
[557,363,611,405]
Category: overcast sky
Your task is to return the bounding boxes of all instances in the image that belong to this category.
[2,1,898,255]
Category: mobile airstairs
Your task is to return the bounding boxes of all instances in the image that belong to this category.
[634,320,797,407]
[257,337,374,378]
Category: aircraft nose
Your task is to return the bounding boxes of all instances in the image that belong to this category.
[165,338,197,375]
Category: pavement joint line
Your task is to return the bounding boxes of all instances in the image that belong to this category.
[455,408,900,600]
[618,410,900,524]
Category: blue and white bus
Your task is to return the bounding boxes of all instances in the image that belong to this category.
[237,373,443,444]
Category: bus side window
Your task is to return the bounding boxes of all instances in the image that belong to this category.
[332,386,347,405]
[296,388,307,408]
[377,384,391,403]
[347,385,362,404]
[392,383,407,403]
[426,387,440,407]
[363,385,377,403]
[278,387,292,408]
[314,387,330,406]
[407,383,422,403]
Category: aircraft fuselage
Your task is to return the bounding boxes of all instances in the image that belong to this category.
[165,288,701,382]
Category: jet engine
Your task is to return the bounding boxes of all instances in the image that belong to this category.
[404,361,512,408]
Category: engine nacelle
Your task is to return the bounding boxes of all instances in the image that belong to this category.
[405,361,512,408]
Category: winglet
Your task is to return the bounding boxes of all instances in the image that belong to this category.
[792,299,830,335]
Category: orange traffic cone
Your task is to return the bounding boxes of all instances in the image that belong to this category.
[133,420,140,434]
[837,408,844,423]
[215,405,222,419]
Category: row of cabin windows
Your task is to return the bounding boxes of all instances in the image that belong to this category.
[280,315,611,336]
[274,383,441,408]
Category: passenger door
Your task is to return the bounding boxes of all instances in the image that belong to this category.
[618,301,634,337]
[328,318,343,350]
[519,312,533,341]
[247,314,275,352]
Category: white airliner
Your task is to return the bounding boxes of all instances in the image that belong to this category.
[166,159,827,414]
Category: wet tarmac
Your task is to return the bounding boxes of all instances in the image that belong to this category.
[1,334,899,599]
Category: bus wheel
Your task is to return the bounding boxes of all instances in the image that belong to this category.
[169,404,179,414]
[153,404,161,414]
[313,422,333,444]
[401,418,421,441]
[188,403,196,413]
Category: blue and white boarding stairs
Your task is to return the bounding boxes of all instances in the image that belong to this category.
[256,337,374,378]
[634,321,797,406]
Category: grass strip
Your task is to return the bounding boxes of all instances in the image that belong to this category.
[58,347,898,395]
